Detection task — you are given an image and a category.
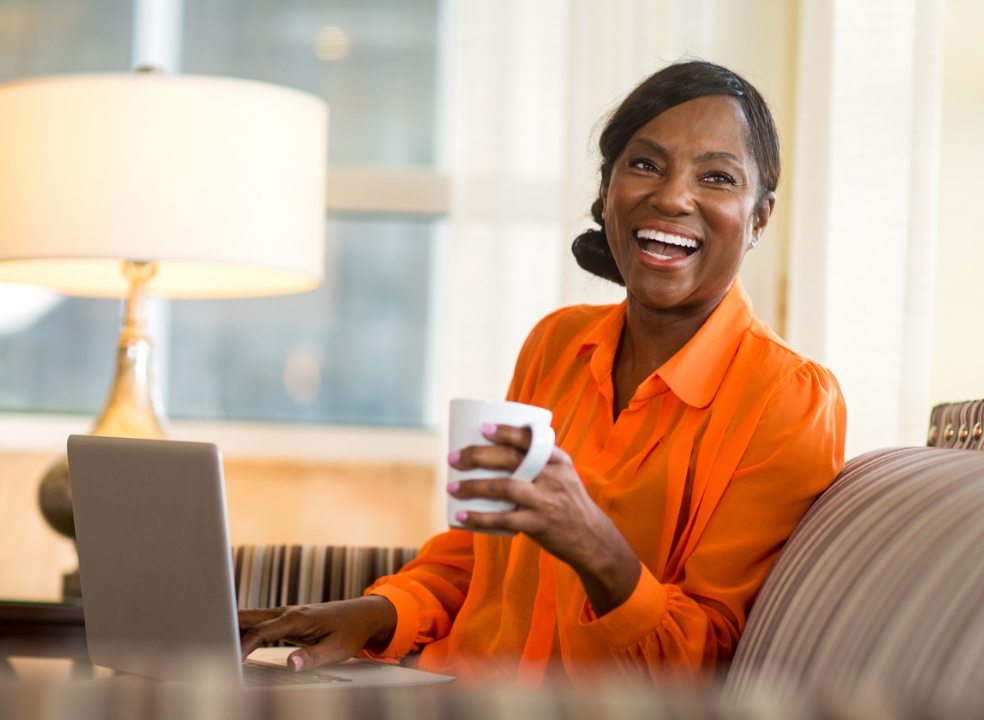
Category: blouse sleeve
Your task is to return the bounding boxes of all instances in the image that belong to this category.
[362,529,475,659]
[573,361,847,677]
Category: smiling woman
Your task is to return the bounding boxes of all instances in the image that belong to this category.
[237,60,847,687]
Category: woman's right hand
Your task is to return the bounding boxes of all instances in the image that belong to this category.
[238,595,397,671]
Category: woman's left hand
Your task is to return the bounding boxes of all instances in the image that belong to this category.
[448,423,641,615]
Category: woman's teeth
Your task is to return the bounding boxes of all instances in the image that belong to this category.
[636,229,699,260]
[636,229,698,248]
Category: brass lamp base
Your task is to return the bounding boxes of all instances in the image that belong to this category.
[38,457,82,598]
[38,260,167,600]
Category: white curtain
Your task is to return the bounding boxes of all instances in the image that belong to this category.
[435,0,944,458]
[785,0,943,455]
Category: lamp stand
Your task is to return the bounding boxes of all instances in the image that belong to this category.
[38,260,168,599]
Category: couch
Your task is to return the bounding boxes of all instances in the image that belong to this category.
[723,398,984,711]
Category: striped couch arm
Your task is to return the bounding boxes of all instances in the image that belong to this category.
[231,545,418,610]
[724,446,984,709]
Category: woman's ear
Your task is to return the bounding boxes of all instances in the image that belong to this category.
[750,191,776,246]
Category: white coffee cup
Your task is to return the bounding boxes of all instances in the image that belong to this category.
[447,398,555,532]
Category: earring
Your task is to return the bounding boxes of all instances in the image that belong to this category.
[750,236,759,249]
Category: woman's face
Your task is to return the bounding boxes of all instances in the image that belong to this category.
[602,95,774,319]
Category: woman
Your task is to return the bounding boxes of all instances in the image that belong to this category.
[240,60,846,685]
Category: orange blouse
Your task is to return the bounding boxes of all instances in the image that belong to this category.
[365,280,846,686]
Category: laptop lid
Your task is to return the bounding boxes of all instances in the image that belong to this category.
[67,434,455,689]
[68,434,244,683]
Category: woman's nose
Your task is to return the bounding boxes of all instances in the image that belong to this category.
[648,173,694,215]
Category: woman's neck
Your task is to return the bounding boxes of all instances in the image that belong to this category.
[611,297,719,416]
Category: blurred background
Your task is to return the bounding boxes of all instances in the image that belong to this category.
[0,0,979,598]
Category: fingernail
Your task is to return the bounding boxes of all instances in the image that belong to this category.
[290,654,304,672]
[447,450,460,465]
[447,481,460,494]
[455,510,468,523]
[481,422,497,436]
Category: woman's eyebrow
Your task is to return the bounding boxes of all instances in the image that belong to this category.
[627,138,668,156]
[695,150,743,165]
[628,139,743,167]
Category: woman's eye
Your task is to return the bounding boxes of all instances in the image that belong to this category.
[702,171,737,185]
[629,157,661,173]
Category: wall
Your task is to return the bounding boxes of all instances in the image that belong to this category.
[930,0,984,408]
[0,452,435,601]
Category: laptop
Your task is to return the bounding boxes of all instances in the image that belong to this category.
[67,434,453,689]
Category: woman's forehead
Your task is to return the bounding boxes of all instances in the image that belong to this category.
[627,95,752,159]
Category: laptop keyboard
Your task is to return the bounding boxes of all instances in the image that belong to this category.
[243,660,354,686]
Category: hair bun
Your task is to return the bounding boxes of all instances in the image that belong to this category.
[571,230,624,286]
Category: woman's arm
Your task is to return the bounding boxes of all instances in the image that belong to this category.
[359,529,476,660]
[238,530,475,670]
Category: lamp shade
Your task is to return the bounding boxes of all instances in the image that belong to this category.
[0,72,327,298]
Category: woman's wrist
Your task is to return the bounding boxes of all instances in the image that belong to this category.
[359,595,398,650]
[571,517,642,616]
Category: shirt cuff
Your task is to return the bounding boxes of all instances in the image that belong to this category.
[363,584,420,660]
[578,566,668,648]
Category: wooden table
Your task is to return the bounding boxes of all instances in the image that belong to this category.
[0,599,90,678]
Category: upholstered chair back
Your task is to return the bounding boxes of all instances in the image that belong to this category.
[232,545,418,609]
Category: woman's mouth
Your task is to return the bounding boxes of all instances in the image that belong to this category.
[635,228,700,261]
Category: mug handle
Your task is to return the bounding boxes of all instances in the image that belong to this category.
[512,423,556,482]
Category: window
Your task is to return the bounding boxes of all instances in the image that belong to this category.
[167,216,436,426]
[0,0,446,432]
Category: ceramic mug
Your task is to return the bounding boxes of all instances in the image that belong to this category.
[447,398,555,532]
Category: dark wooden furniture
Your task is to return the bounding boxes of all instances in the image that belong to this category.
[0,599,90,678]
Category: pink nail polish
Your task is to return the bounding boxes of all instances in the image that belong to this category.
[290,654,304,672]
[481,422,497,436]
[455,510,468,522]
[447,481,460,493]
[447,450,460,465]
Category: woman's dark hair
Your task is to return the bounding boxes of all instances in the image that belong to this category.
[572,60,780,285]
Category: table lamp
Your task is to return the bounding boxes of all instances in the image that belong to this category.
[0,70,327,598]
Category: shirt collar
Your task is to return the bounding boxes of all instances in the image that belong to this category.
[577,279,753,409]
[657,279,753,408]
[578,301,626,406]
